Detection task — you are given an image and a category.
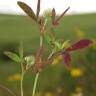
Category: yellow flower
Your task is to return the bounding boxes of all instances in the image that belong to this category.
[71,92,83,96]
[70,68,83,77]
[71,87,82,96]
[90,39,96,50]
[75,87,82,92]
[74,27,85,39]
[8,73,21,82]
[45,92,53,96]
[56,87,63,94]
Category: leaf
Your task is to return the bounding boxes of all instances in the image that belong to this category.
[36,0,40,18]
[17,1,37,21]
[43,34,52,45]
[4,51,21,63]
[54,41,61,49]
[66,39,93,52]
[62,52,71,69]
[25,56,35,70]
[51,8,56,25]
[54,7,70,25]
[50,28,56,40]
[61,40,70,49]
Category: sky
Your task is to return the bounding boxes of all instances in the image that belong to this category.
[0,0,96,15]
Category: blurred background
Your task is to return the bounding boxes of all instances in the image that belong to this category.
[0,0,96,96]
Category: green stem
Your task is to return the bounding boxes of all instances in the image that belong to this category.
[21,72,24,96]
[0,84,16,96]
[32,72,39,96]
[40,36,43,46]
[32,20,45,96]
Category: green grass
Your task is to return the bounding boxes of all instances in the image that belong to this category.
[0,13,96,51]
[0,13,96,52]
[0,13,96,96]
[0,13,96,42]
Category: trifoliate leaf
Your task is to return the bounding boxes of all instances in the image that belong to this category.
[4,51,21,63]
[25,56,35,70]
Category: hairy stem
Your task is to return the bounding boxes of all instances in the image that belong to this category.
[32,72,39,96]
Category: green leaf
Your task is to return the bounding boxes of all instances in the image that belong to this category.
[54,41,61,49]
[17,1,37,22]
[4,51,21,63]
[43,9,51,21]
[43,34,52,45]
[25,56,35,70]
[61,40,70,49]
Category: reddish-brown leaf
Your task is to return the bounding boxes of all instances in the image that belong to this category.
[51,8,56,25]
[63,52,71,69]
[66,39,93,52]
[36,0,40,18]
[54,7,70,24]
[17,1,37,21]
